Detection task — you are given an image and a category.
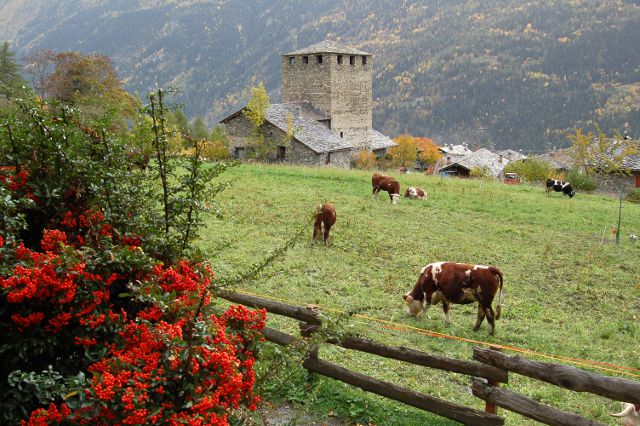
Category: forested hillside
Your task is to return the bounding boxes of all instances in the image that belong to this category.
[2,0,640,151]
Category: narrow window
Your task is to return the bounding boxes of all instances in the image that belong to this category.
[288,56,295,65]
[337,55,343,65]
[278,146,286,161]
[362,56,367,65]
[349,55,355,65]
[317,55,323,64]
[339,131,343,138]
[303,56,309,64]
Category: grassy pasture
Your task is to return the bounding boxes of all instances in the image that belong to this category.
[202,164,640,425]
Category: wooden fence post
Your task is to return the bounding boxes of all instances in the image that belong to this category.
[299,305,321,362]
[484,346,503,415]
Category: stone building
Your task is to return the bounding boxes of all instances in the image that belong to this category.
[220,40,396,167]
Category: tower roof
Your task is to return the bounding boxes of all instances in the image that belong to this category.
[284,40,370,56]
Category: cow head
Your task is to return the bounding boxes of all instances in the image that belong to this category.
[610,402,640,426]
[391,193,400,204]
[403,293,425,317]
[408,187,418,199]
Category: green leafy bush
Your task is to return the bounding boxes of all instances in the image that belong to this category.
[566,169,597,191]
[0,91,264,425]
[504,159,552,183]
[625,188,640,204]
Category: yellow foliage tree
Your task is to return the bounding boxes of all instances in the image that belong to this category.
[354,150,378,169]
[389,134,418,168]
[243,82,272,161]
[568,125,639,175]
[415,137,442,170]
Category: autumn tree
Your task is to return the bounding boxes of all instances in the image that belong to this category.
[243,82,272,161]
[202,126,231,160]
[389,134,418,168]
[568,125,639,175]
[0,41,27,97]
[24,50,137,128]
[415,137,442,170]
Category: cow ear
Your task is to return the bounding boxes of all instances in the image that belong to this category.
[403,293,413,303]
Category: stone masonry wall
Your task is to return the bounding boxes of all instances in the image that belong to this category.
[593,173,637,195]
[281,52,372,150]
[282,54,331,114]
[330,54,372,150]
[222,113,352,167]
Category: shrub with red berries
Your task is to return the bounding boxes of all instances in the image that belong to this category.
[1,92,256,425]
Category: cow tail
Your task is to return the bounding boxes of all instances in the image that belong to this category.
[493,268,504,320]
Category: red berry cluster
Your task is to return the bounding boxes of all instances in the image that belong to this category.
[1,170,267,426]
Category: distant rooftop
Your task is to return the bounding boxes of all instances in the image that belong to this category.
[285,40,370,56]
[440,148,508,177]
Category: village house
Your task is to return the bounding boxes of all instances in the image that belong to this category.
[437,148,513,179]
[437,144,474,168]
[220,41,396,167]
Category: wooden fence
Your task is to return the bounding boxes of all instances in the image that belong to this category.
[217,289,640,425]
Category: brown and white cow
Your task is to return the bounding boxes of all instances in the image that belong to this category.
[313,203,336,245]
[404,186,427,200]
[403,262,504,335]
[610,403,640,426]
[372,173,400,204]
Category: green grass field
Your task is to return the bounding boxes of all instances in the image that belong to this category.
[202,164,640,425]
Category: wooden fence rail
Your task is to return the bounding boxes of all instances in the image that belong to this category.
[472,379,605,426]
[331,335,508,383]
[217,289,639,426]
[304,356,504,426]
[474,347,640,405]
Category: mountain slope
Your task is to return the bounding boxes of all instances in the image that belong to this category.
[1,0,640,151]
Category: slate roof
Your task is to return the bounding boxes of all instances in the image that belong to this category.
[285,40,370,56]
[439,144,474,157]
[440,148,509,177]
[497,149,528,162]
[622,154,640,171]
[370,130,397,151]
[533,149,574,170]
[265,103,353,154]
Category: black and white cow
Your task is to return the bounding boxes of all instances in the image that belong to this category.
[545,179,575,198]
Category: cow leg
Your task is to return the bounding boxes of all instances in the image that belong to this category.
[473,304,486,331]
[323,223,332,246]
[312,222,321,243]
[485,306,496,335]
[442,302,451,325]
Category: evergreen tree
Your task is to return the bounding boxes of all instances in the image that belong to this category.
[0,41,27,96]
[191,117,209,140]
[171,109,191,138]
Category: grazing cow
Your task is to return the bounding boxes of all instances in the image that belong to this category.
[545,179,575,197]
[610,403,640,426]
[405,186,427,200]
[372,173,400,204]
[313,203,336,245]
[403,262,504,335]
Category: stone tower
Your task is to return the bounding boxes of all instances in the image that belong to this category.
[282,41,372,149]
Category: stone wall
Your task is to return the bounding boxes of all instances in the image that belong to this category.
[221,113,352,167]
[281,52,372,149]
[593,173,638,195]
[282,54,331,114]
[330,54,372,150]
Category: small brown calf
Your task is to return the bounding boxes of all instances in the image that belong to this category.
[313,203,337,245]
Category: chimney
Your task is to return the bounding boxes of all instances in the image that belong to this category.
[446,156,451,165]
[499,154,503,163]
